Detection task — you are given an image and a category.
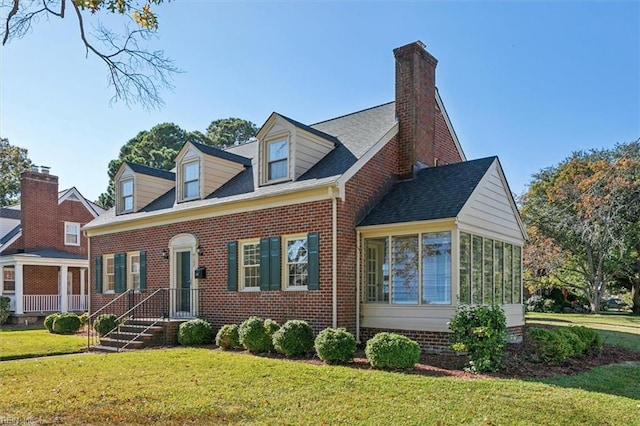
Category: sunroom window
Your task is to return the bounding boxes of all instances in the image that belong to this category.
[364,232,451,305]
[267,138,288,181]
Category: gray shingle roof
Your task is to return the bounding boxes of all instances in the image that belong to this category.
[0,208,21,220]
[190,141,252,166]
[0,225,20,245]
[359,157,496,226]
[126,162,176,181]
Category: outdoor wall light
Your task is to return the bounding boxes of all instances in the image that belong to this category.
[162,249,169,259]
[196,246,204,256]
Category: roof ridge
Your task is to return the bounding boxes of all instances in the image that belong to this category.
[189,140,252,166]
[310,101,395,126]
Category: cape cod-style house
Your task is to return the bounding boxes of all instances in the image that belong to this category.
[0,167,105,323]
[84,41,526,351]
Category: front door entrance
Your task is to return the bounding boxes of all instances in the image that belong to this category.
[174,250,192,317]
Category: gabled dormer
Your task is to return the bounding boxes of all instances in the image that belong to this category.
[174,141,251,203]
[255,113,338,187]
[115,162,175,215]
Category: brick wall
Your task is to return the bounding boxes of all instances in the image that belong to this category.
[23,266,85,295]
[57,199,96,256]
[20,170,59,250]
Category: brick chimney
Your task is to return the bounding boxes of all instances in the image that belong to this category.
[20,166,59,250]
[394,41,438,178]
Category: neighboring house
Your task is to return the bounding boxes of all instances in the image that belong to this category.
[0,167,105,320]
[84,41,526,351]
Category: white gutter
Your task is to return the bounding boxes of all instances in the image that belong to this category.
[356,229,361,342]
[330,187,338,328]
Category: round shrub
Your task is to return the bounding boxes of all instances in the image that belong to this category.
[52,313,82,334]
[272,320,315,358]
[555,328,586,356]
[78,312,89,327]
[527,327,573,364]
[93,313,118,337]
[178,319,214,345]
[567,326,603,354]
[314,328,357,364]
[44,312,62,333]
[264,319,281,352]
[365,332,421,370]
[216,324,240,349]
[239,316,272,353]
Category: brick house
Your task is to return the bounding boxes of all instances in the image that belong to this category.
[84,41,526,351]
[0,167,104,320]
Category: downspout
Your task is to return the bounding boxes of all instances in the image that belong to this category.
[331,187,338,329]
[356,230,361,342]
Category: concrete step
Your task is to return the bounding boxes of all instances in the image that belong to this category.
[91,344,133,353]
[118,324,163,334]
[99,337,146,350]
[109,331,155,341]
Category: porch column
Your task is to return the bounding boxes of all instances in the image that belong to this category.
[80,268,86,311]
[15,263,24,315]
[60,265,68,312]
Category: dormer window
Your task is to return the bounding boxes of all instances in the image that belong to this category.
[267,138,288,181]
[182,160,200,200]
[121,179,134,212]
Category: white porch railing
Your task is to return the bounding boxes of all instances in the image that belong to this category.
[22,295,88,313]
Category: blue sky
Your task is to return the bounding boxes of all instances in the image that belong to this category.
[1,1,638,203]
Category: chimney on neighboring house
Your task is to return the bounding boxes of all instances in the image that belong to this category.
[20,166,59,251]
[394,41,438,179]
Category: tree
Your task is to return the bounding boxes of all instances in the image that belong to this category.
[206,118,258,149]
[1,0,177,109]
[0,137,32,206]
[520,141,640,313]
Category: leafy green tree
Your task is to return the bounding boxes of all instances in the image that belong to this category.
[1,0,177,109]
[206,118,257,148]
[0,137,32,207]
[520,141,640,313]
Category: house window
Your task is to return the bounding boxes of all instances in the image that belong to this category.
[128,252,141,291]
[121,179,134,212]
[285,235,308,288]
[267,138,288,181]
[240,241,261,290]
[363,231,451,306]
[104,255,115,293]
[2,266,15,294]
[459,232,523,305]
[64,222,81,246]
[182,160,200,200]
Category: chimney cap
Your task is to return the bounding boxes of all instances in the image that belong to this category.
[40,166,51,174]
[30,165,39,173]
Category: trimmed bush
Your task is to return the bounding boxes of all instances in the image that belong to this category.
[555,328,586,356]
[527,327,573,364]
[93,313,118,337]
[52,313,82,334]
[449,304,507,373]
[44,313,62,333]
[314,328,357,364]
[216,324,241,349]
[365,332,421,370]
[178,319,214,345]
[264,319,281,352]
[239,316,272,353]
[567,326,603,354]
[272,320,315,358]
[78,312,89,327]
[0,296,10,325]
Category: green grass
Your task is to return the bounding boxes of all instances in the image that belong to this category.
[526,312,640,352]
[1,348,638,425]
[0,327,87,360]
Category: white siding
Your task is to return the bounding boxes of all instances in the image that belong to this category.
[458,161,524,243]
[293,131,334,180]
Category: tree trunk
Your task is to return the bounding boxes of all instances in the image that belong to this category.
[632,279,640,315]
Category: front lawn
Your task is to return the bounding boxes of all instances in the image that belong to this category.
[526,312,640,352]
[1,348,638,425]
[0,327,86,360]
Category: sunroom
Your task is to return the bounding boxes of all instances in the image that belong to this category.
[356,157,527,341]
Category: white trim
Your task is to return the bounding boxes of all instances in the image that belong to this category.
[58,187,102,218]
[435,89,466,162]
[336,122,399,198]
[103,254,115,293]
[0,231,21,254]
[238,239,261,291]
[331,189,337,328]
[64,221,81,246]
[169,233,198,317]
[282,233,309,290]
[126,251,142,291]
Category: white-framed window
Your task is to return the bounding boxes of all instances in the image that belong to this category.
[2,266,15,294]
[266,137,289,181]
[182,160,200,200]
[240,240,260,290]
[284,235,308,289]
[103,254,115,293]
[363,231,452,305]
[128,251,141,291]
[120,178,134,212]
[64,222,81,246]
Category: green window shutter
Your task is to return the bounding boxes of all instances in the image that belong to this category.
[307,232,320,290]
[139,251,147,292]
[269,236,281,290]
[259,238,270,291]
[115,253,126,293]
[227,241,238,291]
[95,256,103,294]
